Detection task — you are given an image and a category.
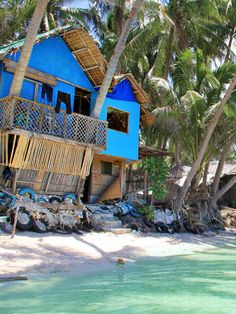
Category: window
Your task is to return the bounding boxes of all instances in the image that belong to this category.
[101,161,113,175]
[107,107,129,133]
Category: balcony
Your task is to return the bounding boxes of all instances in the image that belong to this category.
[0,96,107,149]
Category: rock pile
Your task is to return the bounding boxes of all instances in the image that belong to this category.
[221,207,236,228]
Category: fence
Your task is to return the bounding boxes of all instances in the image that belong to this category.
[0,96,107,149]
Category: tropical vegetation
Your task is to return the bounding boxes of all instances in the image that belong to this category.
[1,0,236,228]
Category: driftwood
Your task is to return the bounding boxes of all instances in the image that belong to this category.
[0,275,28,282]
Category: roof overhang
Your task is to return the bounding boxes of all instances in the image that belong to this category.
[114,74,155,126]
[62,28,107,87]
[139,145,173,159]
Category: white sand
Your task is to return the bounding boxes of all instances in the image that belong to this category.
[0,230,236,276]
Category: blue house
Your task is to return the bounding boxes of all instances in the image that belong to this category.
[0,26,152,202]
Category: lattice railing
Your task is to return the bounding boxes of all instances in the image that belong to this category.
[0,96,107,149]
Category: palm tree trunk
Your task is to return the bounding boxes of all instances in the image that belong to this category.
[91,0,144,119]
[211,175,236,208]
[175,140,181,166]
[163,26,174,80]
[201,161,209,192]
[116,5,125,35]
[190,170,201,193]
[174,18,188,51]
[211,142,231,197]
[174,75,236,211]
[224,27,235,63]
[9,0,49,97]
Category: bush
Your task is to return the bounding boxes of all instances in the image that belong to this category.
[140,205,156,222]
[141,156,170,201]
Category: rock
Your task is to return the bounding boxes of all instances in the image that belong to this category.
[117,258,125,265]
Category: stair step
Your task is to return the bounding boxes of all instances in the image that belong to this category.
[98,220,122,228]
[101,227,132,234]
[91,213,116,221]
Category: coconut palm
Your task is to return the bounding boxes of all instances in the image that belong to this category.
[140,47,236,206]
[175,74,236,210]
[91,0,144,119]
[0,0,37,44]
[210,95,236,200]
[10,0,50,97]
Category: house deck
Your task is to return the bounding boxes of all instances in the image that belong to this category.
[0,96,107,150]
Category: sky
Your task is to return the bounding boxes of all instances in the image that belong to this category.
[70,0,90,9]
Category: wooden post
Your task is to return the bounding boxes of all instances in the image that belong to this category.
[120,161,126,199]
[38,106,43,133]
[11,206,19,238]
[13,169,21,194]
[75,176,82,195]
[144,169,148,201]
[45,172,52,193]
[63,114,68,138]
[9,97,16,128]
[34,169,45,191]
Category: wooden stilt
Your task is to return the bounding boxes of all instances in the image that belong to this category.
[120,162,126,199]
[13,168,21,194]
[34,170,45,191]
[45,172,52,193]
[11,206,19,239]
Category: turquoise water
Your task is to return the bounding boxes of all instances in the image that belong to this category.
[1,247,236,314]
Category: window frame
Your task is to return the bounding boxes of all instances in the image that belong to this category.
[106,106,130,134]
[101,161,113,176]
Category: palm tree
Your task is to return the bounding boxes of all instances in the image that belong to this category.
[141,48,236,206]
[174,75,236,211]
[0,0,37,44]
[210,96,236,203]
[91,0,144,119]
[9,0,49,97]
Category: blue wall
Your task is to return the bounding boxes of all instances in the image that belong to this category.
[98,97,140,161]
[0,36,94,109]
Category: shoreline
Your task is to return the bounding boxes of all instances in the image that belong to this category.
[1,230,236,277]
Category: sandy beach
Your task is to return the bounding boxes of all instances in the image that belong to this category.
[0,230,236,277]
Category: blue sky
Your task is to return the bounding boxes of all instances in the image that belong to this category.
[70,1,90,9]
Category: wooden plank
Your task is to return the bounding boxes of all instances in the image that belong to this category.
[4,59,56,86]
[0,276,28,282]
[72,47,87,53]
[10,128,103,150]
[29,202,83,210]
[13,168,21,194]
[120,161,126,199]
[45,172,53,193]
[83,65,100,71]
[34,169,45,191]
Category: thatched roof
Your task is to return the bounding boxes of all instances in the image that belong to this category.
[114,74,155,126]
[62,28,107,87]
[139,145,173,159]
[173,161,236,187]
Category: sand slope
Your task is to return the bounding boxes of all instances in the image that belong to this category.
[0,230,236,276]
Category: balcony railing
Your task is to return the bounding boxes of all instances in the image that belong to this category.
[0,96,107,149]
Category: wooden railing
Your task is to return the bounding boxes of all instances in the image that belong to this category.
[0,96,107,149]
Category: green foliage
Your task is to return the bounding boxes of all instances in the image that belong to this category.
[139,205,155,221]
[141,157,170,200]
[226,151,236,162]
